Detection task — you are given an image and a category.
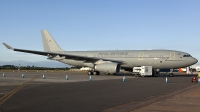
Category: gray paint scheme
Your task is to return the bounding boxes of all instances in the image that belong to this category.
[2,30,198,72]
[41,30,63,52]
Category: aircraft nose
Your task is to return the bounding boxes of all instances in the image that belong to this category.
[192,58,198,64]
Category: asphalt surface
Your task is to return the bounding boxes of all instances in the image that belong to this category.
[0,71,198,112]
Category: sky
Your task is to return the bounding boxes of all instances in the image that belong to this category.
[0,0,200,67]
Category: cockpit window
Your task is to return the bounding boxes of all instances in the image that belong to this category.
[183,54,192,57]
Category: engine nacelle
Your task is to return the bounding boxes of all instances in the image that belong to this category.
[95,62,121,74]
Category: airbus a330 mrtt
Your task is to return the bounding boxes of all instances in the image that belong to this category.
[3,30,198,76]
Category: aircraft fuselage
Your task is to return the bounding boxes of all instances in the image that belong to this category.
[56,50,197,69]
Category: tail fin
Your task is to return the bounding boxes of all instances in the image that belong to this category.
[41,30,63,52]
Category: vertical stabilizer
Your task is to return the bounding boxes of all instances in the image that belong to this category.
[41,30,63,52]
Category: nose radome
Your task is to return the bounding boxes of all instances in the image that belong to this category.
[193,58,198,64]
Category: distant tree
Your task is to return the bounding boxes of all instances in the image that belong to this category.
[70,66,81,69]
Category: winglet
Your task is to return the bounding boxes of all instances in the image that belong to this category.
[2,43,13,49]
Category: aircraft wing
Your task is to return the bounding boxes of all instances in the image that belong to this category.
[2,43,123,63]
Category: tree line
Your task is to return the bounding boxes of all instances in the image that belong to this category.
[0,65,72,70]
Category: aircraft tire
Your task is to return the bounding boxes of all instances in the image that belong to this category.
[93,71,100,75]
[169,73,174,77]
[152,72,155,77]
[88,71,93,75]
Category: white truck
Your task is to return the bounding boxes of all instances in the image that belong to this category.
[133,66,152,77]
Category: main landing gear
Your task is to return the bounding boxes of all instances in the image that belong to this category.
[88,71,100,75]
[168,73,174,77]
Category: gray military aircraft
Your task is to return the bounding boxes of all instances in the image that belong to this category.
[3,30,198,76]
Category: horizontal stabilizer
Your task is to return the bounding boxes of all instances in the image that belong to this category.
[2,43,13,49]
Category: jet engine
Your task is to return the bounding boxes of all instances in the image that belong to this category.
[95,62,121,74]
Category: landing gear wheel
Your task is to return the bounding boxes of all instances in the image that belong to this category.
[92,71,100,75]
[169,73,174,77]
[88,71,93,75]
[132,73,137,76]
[96,71,100,75]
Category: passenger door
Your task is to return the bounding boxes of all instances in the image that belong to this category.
[169,52,175,60]
[138,52,144,60]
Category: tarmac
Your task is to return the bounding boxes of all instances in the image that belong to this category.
[0,71,199,112]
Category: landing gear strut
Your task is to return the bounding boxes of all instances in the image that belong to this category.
[87,64,100,75]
